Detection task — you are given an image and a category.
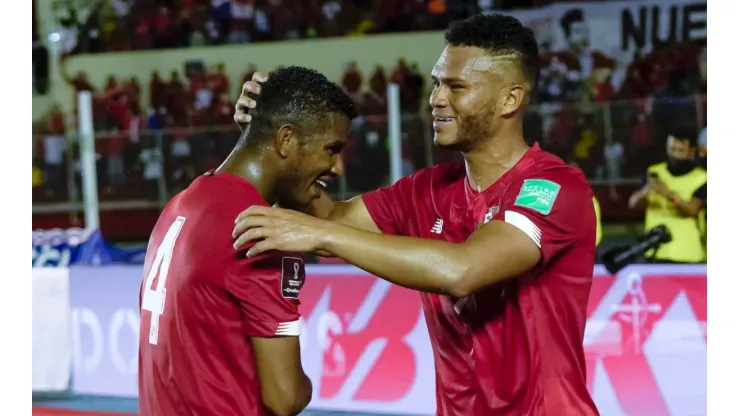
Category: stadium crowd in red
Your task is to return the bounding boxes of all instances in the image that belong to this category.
[33,1,706,206]
[51,0,613,55]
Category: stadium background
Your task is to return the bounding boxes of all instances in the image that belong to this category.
[31,0,707,415]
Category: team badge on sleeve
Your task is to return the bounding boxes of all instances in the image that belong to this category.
[281,257,305,299]
[514,179,561,215]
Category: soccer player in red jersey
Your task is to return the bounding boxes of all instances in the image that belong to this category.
[138,66,357,416]
[232,14,599,416]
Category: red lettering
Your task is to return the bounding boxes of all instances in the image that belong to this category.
[353,285,420,401]
[299,274,421,401]
[299,270,706,411]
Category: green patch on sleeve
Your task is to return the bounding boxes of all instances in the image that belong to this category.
[513,179,561,215]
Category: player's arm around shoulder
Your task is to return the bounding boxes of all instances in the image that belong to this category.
[233,181,410,237]
[292,170,422,235]
[234,193,381,260]
[325,164,429,236]
[311,190,382,233]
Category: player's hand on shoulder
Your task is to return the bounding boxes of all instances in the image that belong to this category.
[232,205,330,257]
[234,72,268,125]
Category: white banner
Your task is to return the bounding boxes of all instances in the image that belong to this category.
[510,0,706,65]
[32,267,72,393]
[67,264,707,416]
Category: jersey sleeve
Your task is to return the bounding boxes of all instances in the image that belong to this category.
[226,252,304,338]
[501,168,596,267]
[361,174,416,235]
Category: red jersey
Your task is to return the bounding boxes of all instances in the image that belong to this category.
[362,144,598,416]
[138,172,306,416]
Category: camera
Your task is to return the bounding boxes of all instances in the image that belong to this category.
[602,225,672,274]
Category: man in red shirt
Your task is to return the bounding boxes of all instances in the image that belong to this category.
[232,14,599,416]
[138,66,357,416]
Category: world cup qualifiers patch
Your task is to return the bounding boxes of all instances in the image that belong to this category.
[281,257,305,299]
[514,179,561,215]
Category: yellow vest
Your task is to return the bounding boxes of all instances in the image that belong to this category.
[699,210,707,251]
[645,162,707,262]
[593,196,602,246]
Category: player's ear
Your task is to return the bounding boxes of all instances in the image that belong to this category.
[275,124,299,159]
[500,84,526,117]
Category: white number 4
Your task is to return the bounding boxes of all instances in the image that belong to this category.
[142,216,186,345]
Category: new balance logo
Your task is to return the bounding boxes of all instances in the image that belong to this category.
[431,218,444,234]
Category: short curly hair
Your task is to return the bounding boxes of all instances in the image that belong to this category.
[241,66,358,146]
[445,14,540,88]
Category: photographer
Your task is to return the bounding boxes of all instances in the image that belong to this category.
[628,129,707,263]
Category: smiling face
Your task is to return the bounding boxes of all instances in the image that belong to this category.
[275,113,349,209]
[431,14,541,152]
[430,45,528,152]
[235,66,357,207]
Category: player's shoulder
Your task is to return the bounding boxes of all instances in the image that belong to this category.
[506,148,592,214]
[156,173,267,250]
[507,149,594,230]
[525,148,591,192]
[197,172,264,201]
[156,174,271,280]
[179,173,266,213]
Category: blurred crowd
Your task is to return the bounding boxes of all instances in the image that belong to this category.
[529,41,706,178]
[33,0,707,207]
[32,57,431,201]
[48,0,611,55]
